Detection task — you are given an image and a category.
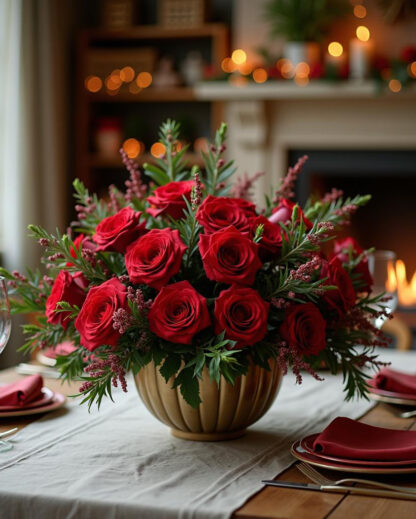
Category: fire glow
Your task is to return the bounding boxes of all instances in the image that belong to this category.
[387,259,416,307]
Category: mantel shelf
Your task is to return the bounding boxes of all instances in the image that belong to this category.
[194,80,416,101]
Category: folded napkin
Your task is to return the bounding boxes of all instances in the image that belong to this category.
[0,375,43,407]
[374,367,416,395]
[313,417,416,461]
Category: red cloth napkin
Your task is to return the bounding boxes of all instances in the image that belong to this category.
[374,368,416,395]
[313,417,416,461]
[0,375,43,407]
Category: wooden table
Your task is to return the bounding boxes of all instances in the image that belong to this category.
[1,366,416,518]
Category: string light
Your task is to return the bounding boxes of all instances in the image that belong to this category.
[388,79,402,93]
[136,72,152,88]
[239,62,253,75]
[353,5,367,18]
[85,75,102,93]
[221,57,236,73]
[120,66,135,82]
[105,74,122,91]
[356,26,370,42]
[295,62,310,78]
[123,138,143,159]
[128,82,142,94]
[280,60,295,79]
[252,68,268,83]
[408,62,416,78]
[150,142,166,158]
[231,49,247,65]
[328,42,343,57]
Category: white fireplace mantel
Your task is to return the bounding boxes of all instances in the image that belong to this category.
[194,81,416,207]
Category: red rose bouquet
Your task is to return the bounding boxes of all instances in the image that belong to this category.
[1,120,389,408]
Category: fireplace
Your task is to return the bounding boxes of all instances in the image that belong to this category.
[291,149,416,314]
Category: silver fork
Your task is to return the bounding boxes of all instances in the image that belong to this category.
[297,462,416,495]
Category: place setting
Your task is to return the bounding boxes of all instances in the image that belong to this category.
[263,416,416,499]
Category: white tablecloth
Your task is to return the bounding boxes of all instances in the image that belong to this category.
[0,349,412,519]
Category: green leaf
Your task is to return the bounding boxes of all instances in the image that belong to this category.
[159,354,181,383]
[172,367,201,408]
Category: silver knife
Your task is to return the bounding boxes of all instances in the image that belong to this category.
[262,480,416,500]
[16,363,60,379]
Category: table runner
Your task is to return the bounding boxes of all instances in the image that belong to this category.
[0,349,412,519]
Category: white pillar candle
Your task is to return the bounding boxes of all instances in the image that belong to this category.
[349,39,374,79]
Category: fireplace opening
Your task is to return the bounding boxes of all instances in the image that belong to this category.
[291,149,416,345]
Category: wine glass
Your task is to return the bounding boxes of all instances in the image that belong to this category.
[0,277,12,452]
[0,277,11,355]
[368,251,398,329]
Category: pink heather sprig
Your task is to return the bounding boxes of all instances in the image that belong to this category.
[108,354,128,391]
[231,171,264,201]
[334,204,358,224]
[108,185,121,214]
[191,170,203,210]
[82,355,128,393]
[276,340,324,384]
[112,308,132,334]
[321,188,344,204]
[271,297,290,309]
[75,198,97,222]
[81,248,97,267]
[120,148,147,202]
[127,286,152,312]
[273,155,308,203]
[290,256,322,283]
[336,306,392,348]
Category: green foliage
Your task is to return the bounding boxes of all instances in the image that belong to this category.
[202,123,236,196]
[265,0,349,42]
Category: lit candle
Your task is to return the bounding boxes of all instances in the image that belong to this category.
[349,26,374,80]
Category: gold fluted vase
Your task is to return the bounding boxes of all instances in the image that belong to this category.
[134,358,283,441]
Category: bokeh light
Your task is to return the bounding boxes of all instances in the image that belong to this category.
[388,79,402,93]
[280,60,295,79]
[252,68,268,83]
[408,62,416,78]
[85,75,102,93]
[328,42,343,57]
[239,62,253,75]
[105,74,122,91]
[356,26,370,42]
[228,75,248,87]
[231,49,247,65]
[136,72,153,88]
[294,76,309,87]
[150,142,166,158]
[193,137,208,153]
[128,82,142,94]
[120,66,135,82]
[353,5,367,18]
[221,57,236,73]
[295,62,310,78]
[123,138,143,159]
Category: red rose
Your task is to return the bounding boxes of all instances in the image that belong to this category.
[93,207,146,253]
[214,286,269,347]
[74,278,128,351]
[199,226,262,286]
[196,195,256,234]
[146,180,195,220]
[333,237,373,293]
[46,271,88,330]
[249,215,282,261]
[268,199,313,230]
[280,303,326,356]
[148,281,211,344]
[321,257,356,315]
[125,228,187,289]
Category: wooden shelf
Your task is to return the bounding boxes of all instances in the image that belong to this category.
[89,87,196,103]
[83,24,228,43]
[89,152,205,169]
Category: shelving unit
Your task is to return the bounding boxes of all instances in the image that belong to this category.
[75,24,229,192]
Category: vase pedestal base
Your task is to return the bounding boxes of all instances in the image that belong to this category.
[170,428,247,442]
